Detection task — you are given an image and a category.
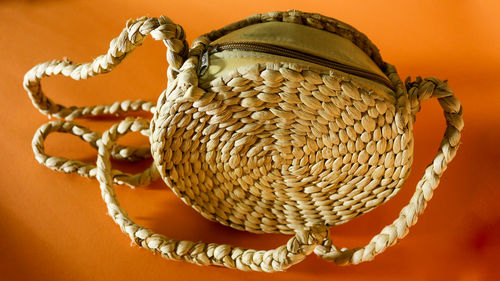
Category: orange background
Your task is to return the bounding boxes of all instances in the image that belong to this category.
[1,0,499,280]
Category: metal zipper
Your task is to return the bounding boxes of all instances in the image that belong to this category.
[198,41,393,89]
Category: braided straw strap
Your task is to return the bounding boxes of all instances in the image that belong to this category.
[23,16,188,120]
[32,120,158,187]
[313,77,463,265]
[26,16,185,186]
[96,117,330,272]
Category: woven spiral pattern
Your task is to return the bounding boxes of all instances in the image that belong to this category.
[152,63,412,234]
[151,10,413,234]
[97,117,333,272]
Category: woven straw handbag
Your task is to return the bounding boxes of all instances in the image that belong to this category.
[24,10,463,272]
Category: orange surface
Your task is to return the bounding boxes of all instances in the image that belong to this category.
[1,1,499,280]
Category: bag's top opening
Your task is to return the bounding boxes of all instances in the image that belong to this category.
[211,22,387,80]
[199,21,394,97]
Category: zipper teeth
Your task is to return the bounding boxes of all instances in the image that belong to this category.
[210,42,393,89]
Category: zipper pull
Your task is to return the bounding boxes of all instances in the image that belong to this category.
[197,45,211,76]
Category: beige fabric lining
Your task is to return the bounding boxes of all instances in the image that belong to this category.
[211,22,387,78]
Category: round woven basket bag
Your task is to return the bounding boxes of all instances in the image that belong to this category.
[25,10,463,272]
